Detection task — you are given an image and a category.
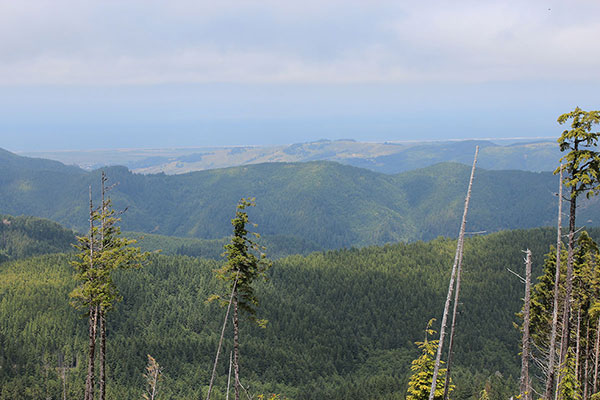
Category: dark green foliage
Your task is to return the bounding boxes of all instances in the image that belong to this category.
[529,231,600,397]
[128,231,322,259]
[2,147,599,249]
[0,214,75,262]
[214,197,271,318]
[1,226,580,399]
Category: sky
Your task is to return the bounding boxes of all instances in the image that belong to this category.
[1,0,599,151]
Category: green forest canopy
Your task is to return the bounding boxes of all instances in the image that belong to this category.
[2,225,592,399]
[2,146,599,249]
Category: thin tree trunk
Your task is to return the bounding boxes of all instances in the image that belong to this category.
[206,276,239,400]
[594,316,600,394]
[584,319,590,400]
[85,305,98,400]
[99,172,106,400]
[559,140,579,389]
[226,352,232,400]
[85,186,97,400]
[576,308,581,383]
[559,192,577,393]
[99,308,106,400]
[429,146,478,400]
[61,364,67,400]
[233,294,240,400]
[520,250,532,400]
[443,233,465,400]
[545,165,563,400]
[150,366,159,400]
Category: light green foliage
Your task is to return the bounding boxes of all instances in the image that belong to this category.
[479,388,490,400]
[556,107,600,199]
[406,319,454,400]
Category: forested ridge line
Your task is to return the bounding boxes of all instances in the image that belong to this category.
[1,226,592,399]
[2,146,599,249]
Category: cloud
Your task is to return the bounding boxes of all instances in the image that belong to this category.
[0,0,599,85]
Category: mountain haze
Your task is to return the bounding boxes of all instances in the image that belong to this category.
[18,139,561,175]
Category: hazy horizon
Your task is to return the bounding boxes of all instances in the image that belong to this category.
[1,1,598,151]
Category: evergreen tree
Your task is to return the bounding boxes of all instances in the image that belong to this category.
[213,198,271,400]
[407,319,454,400]
[70,174,147,399]
[556,108,600,377]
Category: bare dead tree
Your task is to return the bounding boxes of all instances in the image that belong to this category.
[595,316,600,394]
[584,319,590,400]
[521,250,532,400]
[143,354,162,400]
[226,352,232,400]
[576,309,582,383]
[206,274,239,400]
[429,146,479,400]
[99,172,107,400]
[443,228,465,400]
[545,165,564,400]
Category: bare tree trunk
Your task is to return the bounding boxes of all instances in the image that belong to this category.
[594,316,600,394]
[576,309,581,383]
[545,166,563,400]
[150,366,159,400]
[85,305,98,400]
[206,276,239,400]
[99,309,106,400]
[558,184,578,394]
[443,234,465,400]
[233,294,240,400]
[520,250,532,400]
[226,352,232,400]
[584,319,590,400]
[99,172,107,400]
[61,364,67,400]
[429,146,479,400]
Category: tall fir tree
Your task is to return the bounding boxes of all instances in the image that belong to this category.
[213,198,271,400]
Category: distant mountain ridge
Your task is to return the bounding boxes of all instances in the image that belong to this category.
[0,147,593,250]
[17,138,561,175]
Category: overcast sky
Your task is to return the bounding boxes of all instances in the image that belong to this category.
[1,0,599,151]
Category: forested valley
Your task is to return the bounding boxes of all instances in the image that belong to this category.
[0,218,576,399]
[1,108,600,400]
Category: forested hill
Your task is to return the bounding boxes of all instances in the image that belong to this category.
[0,214,76,262]
[1,226,586,399]
[1,147,597,249]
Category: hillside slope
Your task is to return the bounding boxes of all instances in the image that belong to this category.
[1,148,595,249]
[0,214,75,262]
[1,226,582,399]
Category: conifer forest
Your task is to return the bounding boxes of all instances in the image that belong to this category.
[2,107,600,400]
